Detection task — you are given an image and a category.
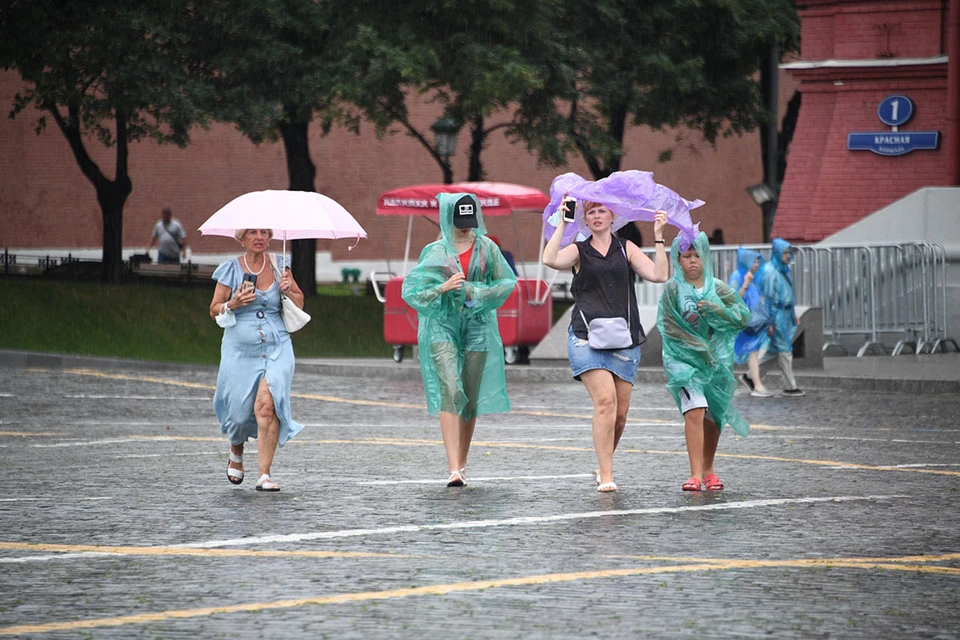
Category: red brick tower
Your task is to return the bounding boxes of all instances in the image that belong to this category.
[774,0,957,242]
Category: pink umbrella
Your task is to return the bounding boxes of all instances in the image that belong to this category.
[198,189,367,256]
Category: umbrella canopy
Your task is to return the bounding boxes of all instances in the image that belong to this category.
[542,171,703,248]
[377,181,549,216]
[199,190,367,243]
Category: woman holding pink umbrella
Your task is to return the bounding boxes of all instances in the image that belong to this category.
[208,228,305,492]
[199,190,367,492]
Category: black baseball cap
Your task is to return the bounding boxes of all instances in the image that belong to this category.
[452,195,479,229]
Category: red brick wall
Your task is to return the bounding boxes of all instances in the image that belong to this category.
[0,70,799,262]
[774,0,951,242]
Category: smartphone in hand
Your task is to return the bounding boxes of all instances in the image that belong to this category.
[242,273,257,291]
[562,199,577,223]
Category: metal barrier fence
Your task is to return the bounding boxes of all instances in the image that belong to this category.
[635,242,957,357]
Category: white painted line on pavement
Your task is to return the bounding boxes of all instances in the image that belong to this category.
[115,452,220,459]
[750,435,960,445]
[877,463,960,469]
[0,496,112,503]
[358,473,594,486]
[0,495,908,564]
[183,495,905,548]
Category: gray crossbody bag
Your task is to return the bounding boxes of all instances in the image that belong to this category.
[578,241,633,350]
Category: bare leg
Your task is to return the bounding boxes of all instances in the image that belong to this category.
[254,377,279,479]
[683,408,706,480]
[458,351,487,471]
[580,369,618,485]
[747,352,764,390]
[701,418,721,477]
[431,341,465,474]
[228,442,244,476]
[439,411,462,472]
[612,378,633,451]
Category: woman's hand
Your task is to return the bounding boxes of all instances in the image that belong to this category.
[441,272,465,293]
[743,271,754,287]
[279,271,293,294]
[232,285,257,309]
[653,210,667,241]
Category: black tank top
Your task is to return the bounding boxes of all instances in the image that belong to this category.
[570,237,645,347]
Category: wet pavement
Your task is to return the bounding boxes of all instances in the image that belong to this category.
[0,363,958,638]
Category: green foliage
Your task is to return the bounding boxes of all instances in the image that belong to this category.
[511,0,801,177]
[189,0,362,142]
[0,279,389,364]
[0,0,210,149]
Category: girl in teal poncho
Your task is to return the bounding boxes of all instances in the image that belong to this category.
[728,248,773,397]
[402,193,517,487]
[759,238,805,397]
[657,232,750,491]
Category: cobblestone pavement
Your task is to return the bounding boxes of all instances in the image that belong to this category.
[0,365,958,639]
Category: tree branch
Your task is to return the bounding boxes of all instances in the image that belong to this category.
[48,102,109,188]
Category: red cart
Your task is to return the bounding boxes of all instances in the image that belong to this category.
[371,182,553,364]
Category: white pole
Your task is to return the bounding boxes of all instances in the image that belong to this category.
[402,216,413,276]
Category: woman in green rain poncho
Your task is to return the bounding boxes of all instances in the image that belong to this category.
[657,232,751,492]
[402,193,517,487]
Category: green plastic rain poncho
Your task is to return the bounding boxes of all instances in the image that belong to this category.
[401,193,517,418]
[656,232,752,436]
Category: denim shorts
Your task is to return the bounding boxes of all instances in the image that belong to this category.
[567,326,641,383]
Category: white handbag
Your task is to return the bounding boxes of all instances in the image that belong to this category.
[269,254,311,333]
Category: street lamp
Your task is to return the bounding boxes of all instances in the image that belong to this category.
[430,117,460,183]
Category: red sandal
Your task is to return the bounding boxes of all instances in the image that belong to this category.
[703,473,724,490]
[681,476,702,491]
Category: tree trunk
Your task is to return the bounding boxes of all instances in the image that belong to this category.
[279,108,317,295]
[97,181,132,282]
[760,44,780,242]
[49,106,132,283]
[468,114,485,181]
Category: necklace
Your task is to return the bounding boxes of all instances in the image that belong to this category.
[242,253,266,276]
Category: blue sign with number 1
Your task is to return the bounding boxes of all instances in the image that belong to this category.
[847,94,939,157]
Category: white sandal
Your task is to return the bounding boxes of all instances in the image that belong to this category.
[597,481,617,493]
[446,470,466,487]
[256,474,280,492]
[226,452,244,485]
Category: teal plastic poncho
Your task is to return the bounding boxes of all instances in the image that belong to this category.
[727,248,771,364]
[401,193,517,418]
[657,232,751,436]
[759,238,796,354]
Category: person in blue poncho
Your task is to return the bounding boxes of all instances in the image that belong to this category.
[727,248,774,397]
[657,232,750,491]
[402,193,517,487]
[759,238,805,397]
[208,228,305,492]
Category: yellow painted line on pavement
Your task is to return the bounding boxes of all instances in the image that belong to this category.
[2,552,958,636]
[0,542,403,559]
[57,370,959,477]
[0,431,66,437]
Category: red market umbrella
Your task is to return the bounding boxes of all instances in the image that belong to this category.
[376,181,549,217]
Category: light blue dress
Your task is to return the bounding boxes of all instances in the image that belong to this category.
[212,255,304,447]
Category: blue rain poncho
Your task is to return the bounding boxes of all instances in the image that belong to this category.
[727,248,771,364]
[759,238,796,354]
[657,233,751,436]
[401,193,517,418]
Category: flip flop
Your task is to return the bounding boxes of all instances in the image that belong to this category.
[703,473,724,490]
[226,451,244,485]
[255,474,280,492]
[597,482,617,493]
[681,476,702,491]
